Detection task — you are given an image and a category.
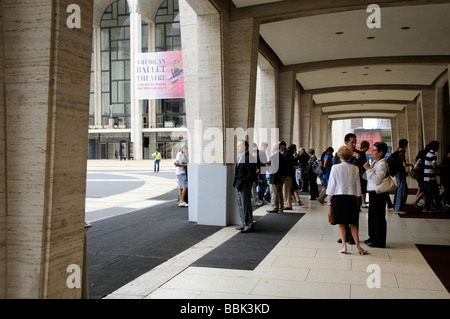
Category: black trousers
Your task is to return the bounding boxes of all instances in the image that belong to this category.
[368,191,389,247]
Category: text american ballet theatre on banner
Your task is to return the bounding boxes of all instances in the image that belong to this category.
[135,51,185,100]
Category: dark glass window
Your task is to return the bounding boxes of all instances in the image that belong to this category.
[150,0,185,129]
[100,0,148,129]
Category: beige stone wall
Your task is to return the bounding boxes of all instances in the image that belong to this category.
[0,0,6,299]
[2,0,93,298]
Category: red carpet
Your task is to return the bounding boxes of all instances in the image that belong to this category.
[397,204,450,219]
[416,244,450,293]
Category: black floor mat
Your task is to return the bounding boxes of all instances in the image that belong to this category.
[191,212,305,271]
[86,201,222,299]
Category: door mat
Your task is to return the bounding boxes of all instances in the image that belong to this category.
[416,244,450,293]
[398,205,450,219]
[191,212,305,271]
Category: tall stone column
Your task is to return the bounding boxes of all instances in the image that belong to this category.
[1,0,93,298]
[277,71,296,144]
[254,55,277,147]
[420,87,438,144]
[299,90,313,150]
[0,0,6,299]
[180,0,261,226]
[180,0,232,225]
[405,101,420,159]
[128,0,143,160]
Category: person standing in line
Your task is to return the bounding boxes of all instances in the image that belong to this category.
[334,133,361,245]
[257,142,270,204]
[152,149,161,173]
[363,142,390,248]
[307,148,319,200]
[326,146,367,255]
[175,145,189,207]
[440,147,450,209]
[358,140,370,208]
[279,141,294,210]
[393,139,414,214]
[317,147,334,205]
[422,140,443,213]
[297,147,310,192]
[233,140,257,233]
[266,142,288,213]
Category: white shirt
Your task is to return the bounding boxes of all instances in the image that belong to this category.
[364,158,388,191]
[326,162,361,197]
[175,151,188,175]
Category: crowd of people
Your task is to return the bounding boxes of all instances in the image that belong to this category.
[165,135,450,253]
[231,134,450,255]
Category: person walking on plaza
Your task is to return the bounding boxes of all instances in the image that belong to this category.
[152,149,161,173]
[266,142,288,213]
[363,142,390,248]
[175,145,189,207]
[422,140,443,213]
[327,146,367,255]
[233,140,257,233]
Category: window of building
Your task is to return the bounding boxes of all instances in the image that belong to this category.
[99,0,148,129]
[151,0,185,129]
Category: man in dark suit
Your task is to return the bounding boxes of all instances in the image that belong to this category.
[266,142,288,213]
[233,140,257,233]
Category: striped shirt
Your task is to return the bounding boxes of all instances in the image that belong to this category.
[423,150,437,182]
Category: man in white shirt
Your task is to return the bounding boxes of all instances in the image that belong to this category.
[175,145,189,207]
[423,141,442,213]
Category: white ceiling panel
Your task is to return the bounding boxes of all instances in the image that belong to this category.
[260,3,450,66]
[297,65,446,90]
[313,90,420,104]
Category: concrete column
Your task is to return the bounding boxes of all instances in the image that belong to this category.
[226,18,259,134]
[292,90,300,145]
[254,54,277,146]
[128,0,143,159]
[299,91,313,150]
[255,58,276,130]
[180,1,261,226]
[391,116,399,152]
[0,0,6,299]
[180,0,237,225]
[420,87,437,144]
[2,0,93,298]
[277,71,296,143]
[405,101,419,159]
[309,104,323,153]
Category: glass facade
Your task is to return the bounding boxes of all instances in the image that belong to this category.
[98,0,148,129]
[88,0,187,160]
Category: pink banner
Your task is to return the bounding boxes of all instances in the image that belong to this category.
[135,51,184,99]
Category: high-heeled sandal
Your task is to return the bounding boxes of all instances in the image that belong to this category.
[339,248,347,254]
[357,249,368,255]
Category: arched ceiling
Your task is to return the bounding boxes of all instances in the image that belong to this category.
[231,0,450,120]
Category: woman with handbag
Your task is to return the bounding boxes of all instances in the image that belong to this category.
[326,146,367,255]
[363,142,389,248]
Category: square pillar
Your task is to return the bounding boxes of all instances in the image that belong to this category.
[2,0,93,298]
